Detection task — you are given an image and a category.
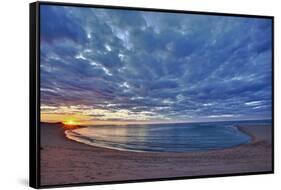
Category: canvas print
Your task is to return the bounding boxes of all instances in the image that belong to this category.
[38,3,273,187]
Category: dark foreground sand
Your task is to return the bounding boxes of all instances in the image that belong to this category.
[40,123,272,186]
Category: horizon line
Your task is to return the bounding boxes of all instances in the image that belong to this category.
[40,118,272,126]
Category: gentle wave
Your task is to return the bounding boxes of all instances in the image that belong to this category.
[65,120,270,153]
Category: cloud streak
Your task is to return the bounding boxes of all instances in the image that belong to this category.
[40,5,272,123]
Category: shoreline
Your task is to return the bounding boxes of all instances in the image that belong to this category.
[40,123,272,186]
[237,125,272,144]
[63,124,263,153]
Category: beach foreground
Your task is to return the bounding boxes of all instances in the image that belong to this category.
[40,123,272,186]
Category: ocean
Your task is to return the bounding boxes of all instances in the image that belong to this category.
[65,119,271,153]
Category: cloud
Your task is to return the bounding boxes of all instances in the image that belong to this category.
[40,5,272,122]
[40,5,87,44]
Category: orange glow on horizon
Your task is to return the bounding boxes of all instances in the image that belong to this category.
[40,105,170,126]
[41,112,89,125]
[63,120,77,125]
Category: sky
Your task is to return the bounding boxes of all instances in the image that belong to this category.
[40,5,272,125]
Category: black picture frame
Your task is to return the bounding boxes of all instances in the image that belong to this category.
[30,1,274,189]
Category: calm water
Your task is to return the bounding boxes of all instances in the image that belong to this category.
[65,120,271,153]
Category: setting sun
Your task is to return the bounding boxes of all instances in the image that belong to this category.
[63,120,77,126]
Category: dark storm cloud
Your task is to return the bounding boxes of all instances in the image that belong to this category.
[40,5,272,121]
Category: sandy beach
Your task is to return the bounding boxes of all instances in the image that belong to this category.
[40,123,272,186]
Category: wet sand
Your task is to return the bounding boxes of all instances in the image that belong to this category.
[40,123,272,186]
